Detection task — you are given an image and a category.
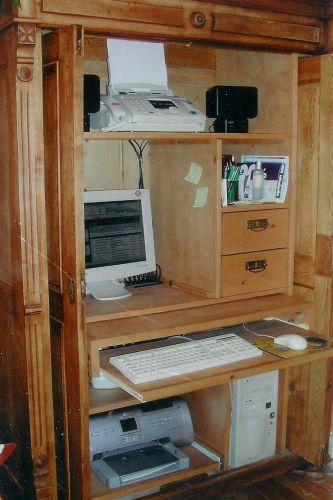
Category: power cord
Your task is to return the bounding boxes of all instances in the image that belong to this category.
[128,139,149,189]
[242,323,274,339]
[124,264,162,288]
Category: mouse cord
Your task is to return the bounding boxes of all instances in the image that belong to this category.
[242,323,274,339]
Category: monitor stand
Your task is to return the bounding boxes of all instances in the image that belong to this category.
[87,280,131,301]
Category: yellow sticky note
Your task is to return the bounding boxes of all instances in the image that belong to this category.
[193,187,208,208]
[185,162,203,185]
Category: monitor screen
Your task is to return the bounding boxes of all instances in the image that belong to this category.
[84,189,156,300]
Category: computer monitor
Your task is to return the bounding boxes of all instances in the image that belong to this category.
[84,188,156,301]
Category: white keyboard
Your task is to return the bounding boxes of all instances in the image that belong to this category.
[109,333,263,384]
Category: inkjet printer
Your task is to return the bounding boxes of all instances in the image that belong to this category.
[89,397,194,489]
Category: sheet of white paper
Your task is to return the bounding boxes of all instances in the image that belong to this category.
[107,39,168,90]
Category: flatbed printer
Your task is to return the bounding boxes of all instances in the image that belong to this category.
[89,397,193,489]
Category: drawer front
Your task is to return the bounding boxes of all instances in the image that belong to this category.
[222,209,289,255]
[221,249,288,297]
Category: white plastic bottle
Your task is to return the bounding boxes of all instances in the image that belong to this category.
[252,161,264,201]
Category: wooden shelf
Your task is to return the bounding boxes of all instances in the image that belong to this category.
[86,284,221,323]
[90,443,220,500]
[89,386,138,415]
[87,293,310,350]
[83,131,291,142]
[221,203,289,213]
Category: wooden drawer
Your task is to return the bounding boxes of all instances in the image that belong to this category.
[221,249,288,297]
[221,209,289,255]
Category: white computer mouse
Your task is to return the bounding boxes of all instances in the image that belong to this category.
[274,334,308,350]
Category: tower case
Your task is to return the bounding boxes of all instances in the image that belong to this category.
[229,371,279,468]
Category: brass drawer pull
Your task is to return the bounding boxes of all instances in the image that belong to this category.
[247,218,269,231]
[245,259,267,273]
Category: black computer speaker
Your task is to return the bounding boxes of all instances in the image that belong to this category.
[84,74,100,131]
[206,86,258,132]
[206,85,258,119]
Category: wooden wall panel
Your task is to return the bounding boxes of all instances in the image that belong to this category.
[295,73,320,287]
[43,63,63,290]
[216,49,295,134]
[150,140,221,297]
[294,253,315,289]
[288,361,329,464]
[296,53,333,454]
[296,54,333,336]
[317,55,333,238]
[0,40,14,286]
[313,275,332,335]
[184,385,231,465]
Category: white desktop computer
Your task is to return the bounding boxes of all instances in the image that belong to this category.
[229,371,279,468]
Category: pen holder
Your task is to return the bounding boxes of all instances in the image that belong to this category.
[227,180,238,204]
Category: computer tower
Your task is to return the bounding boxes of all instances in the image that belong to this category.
[229,371,278,468]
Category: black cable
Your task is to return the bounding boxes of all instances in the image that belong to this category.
[124,264,162,287]
[128,139,149,189]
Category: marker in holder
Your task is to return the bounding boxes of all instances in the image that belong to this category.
[227,162,241,204]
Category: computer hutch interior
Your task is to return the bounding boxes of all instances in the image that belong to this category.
[1,0,333,498]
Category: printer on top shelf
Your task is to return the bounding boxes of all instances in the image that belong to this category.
[89,38,206,132]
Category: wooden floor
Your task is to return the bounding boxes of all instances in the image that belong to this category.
[212,469,333,499]
[145,458,333,500]
[2,461,333,499]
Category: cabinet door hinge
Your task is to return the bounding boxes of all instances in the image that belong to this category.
[76,25,83,54]
[67,274,76,304]
[80,276,87,300]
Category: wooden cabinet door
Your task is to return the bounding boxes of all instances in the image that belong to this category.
[287,54,333,467]
[43,27,90,499]
[0,25,56,498]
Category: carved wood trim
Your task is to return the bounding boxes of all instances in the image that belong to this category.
[212,12,321,43]
[25,318,47,450]
[199,0,325,18]
[18,23,36,45]
[15,26,56,496]
[33,455,52,497]
[25,316,53,498]
[16,23,42,311]
[41,0,184,27]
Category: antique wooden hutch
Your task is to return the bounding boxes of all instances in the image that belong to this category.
[1,1,333,498]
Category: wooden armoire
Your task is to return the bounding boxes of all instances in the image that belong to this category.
[1,1,333,499]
